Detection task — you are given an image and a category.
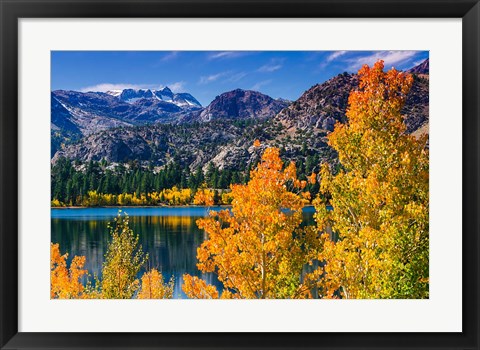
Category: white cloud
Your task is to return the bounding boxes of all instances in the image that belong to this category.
[199,72,227,85]
[199,70,248,85]
[345,51,419,72]
[251,79,272,91]
[326,50,348,62]
[80,83,157,92]
[80,81,186,93]
[160,51,179,62]
[258,63,282,73]
[227,72,247,82]
[207,51,250,60]
[166,81,186,92]
[258,58,284,73]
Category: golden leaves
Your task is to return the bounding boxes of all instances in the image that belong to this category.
[137,269,174,299]
[101,213,148,299]
[50,243,88,299]
[193,187,215,206]
[314,60,429,299]
[183,146,321,299]
[182,274,219,299]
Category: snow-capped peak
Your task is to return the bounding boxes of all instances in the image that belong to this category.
[106,86,202,108]
[106,90,123,97]
[160,86,173,93]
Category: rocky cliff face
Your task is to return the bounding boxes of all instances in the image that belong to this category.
[403,74,429,133]
[275,72,356,133]
[51,91,135,140]
[52,119,284,171]
[275,61,429,135]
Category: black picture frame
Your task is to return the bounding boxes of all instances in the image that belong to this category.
[1,0,478,349]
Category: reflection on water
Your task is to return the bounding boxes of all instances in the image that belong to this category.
[51,206,316,298]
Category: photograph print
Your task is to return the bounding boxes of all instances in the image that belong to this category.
[50,50,429,299]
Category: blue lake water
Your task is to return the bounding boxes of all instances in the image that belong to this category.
[51,206,316,298]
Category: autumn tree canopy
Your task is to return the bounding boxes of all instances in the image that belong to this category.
[193,186,215,207]
[183,144,320,299]
[50,243,88,299]
[137,268,175,299]
[314,60,429,299]
[101,212,148,299]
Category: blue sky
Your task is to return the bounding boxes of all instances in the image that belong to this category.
[51,51,428,106]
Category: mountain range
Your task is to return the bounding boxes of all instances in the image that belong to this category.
[106,86,202,108]
[51,59,429,172]
[52,87,201,135]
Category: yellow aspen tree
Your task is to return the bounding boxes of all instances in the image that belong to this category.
[101,212,148,299]
[193,186,214,206]
[314,60,429,299]
[183,144,320,299]
[137,268,174,299]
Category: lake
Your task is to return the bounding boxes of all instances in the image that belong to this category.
[51,206,316,298]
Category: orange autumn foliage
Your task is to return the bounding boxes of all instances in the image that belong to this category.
[50,243,88,299]
[137,268,174,299]
[182,146,320,299]
[314,60,429,299]
[193,187,215,206]
[182,274,220,299]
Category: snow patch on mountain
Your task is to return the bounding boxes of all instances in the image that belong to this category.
[106,87,202,108]
[106,90,123,97]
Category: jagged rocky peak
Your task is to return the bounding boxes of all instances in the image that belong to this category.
[117,88,154,103]
[275,72,358,132]
[105,89,122,97]
[197,89,290,122]
[276,97,292,104]
[161,86,173,93]
[173,93,202,108]
[407,59,429,75]
[275,69,428,134]
[106,86,202,108]
[155,87,174,102]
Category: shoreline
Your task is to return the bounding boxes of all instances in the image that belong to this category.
[51,204,316,210]
[51,205,233,209]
